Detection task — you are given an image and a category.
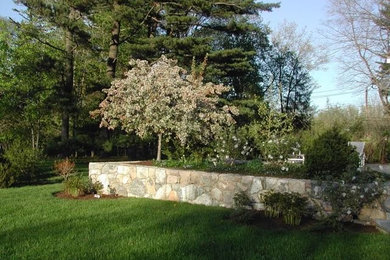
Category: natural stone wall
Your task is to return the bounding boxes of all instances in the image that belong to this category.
[89,162,388,222]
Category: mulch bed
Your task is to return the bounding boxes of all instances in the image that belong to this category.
[54,191,122,200]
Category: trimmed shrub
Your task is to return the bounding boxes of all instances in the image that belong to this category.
[305,128,359,179]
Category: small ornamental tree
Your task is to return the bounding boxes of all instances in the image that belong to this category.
[92,55,238,160]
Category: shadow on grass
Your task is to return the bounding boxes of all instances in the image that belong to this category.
[1,197,387,259]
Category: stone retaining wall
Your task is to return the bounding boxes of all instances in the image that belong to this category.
[89,162,387,222]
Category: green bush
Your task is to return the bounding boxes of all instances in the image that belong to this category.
[322,169,384,221]
[0,163,13,188]
[305,128,360,179]
[261,191,308,226]
[0,141,41,188]
[64,175,103,197]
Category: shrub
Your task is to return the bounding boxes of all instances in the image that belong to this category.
[305,128,360,179]
[0,163,13,188]
[0,141,41,187]
[233,191,254,209]
[261,191,308,226]
[64,175,103,197]
[321,169,384,221]
[53,158,75,180]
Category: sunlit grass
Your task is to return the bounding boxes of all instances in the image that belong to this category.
[1,182,390,259]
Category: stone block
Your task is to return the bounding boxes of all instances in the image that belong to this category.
[128,179,146,197]
[148,168,156,179]
[180,185,197,201]
[193,193,212,206]
[211,188,222,201]
[155,184,171,200]
[145,179,156,196]
[136,167,149,179]
[129,166,137,179]
[89,162,103,170]
[250,178,263,194]
[168,191,179,201]
[156,168,167,184]
[116,186,128,197]
[179,171,191,186]
[117,165,130,175]
[90,169,101,175]
[167,175,179,184]
[122,176,130,184]
[288,180,306,194]
[241,175,254,185]
[190,171,201,184]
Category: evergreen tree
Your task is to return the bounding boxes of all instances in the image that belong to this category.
[15,0,97,143]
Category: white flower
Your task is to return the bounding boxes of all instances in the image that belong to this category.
[374,181,378,186]
[383,190,388,194]
[268,154,273,159]
[352,176,356,181]
[234,144,238,148]
[360,195,364,198]
[342,193,346,197]
[225,155,229,159]
[352,185,356,189]
[281,167,286,171]
[279,155,283,159]
[351,190,356,193]
[347,210,351,215]
[285,167,289,171]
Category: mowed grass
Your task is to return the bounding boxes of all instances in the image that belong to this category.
[1,160,390,259]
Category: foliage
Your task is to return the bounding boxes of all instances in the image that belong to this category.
[64,175,102,197]
[305,128,360,179]
[261,191,308,226]
[261,162,307,178]
[321,169,385,221]
[248,102,296,160]
[0,140,42,188]
[209,127,254,165]
[233,191,254,209]
[53,158,75,180]
[94,55,238,160]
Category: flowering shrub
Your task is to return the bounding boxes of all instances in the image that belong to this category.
[321,170,385,221]
[209,128,254,165]
[92,55,238,160]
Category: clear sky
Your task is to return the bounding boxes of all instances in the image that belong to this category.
[261,0,377,111]
[0,0,376,111]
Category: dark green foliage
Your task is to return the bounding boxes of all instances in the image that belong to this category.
[233,191,254,209]
[261,191,308,226]
[0,141,41,187]
[305,128,360,179]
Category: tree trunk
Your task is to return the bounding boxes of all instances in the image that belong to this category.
[62,7,76,143]
[156,133,162,161]
[107,0,120,79]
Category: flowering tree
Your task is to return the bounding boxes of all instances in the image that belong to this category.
[93,55,238,160]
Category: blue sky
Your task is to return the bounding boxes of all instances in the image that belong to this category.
[0,0,374,110]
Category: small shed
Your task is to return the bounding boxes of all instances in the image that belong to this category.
[348,141,366,167]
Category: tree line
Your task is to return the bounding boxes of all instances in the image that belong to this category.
[0,0,316,159]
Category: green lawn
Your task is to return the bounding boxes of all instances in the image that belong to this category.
[1,183,390,259]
